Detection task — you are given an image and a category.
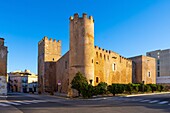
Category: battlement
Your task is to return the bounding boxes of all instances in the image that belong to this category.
[69,13,94,22]
[38,36,61,45]
[0,38,4,46]
[94,45,131,61]
[94,46,113,54]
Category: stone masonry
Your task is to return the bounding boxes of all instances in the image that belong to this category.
[0,38,8,95]
[38,13,156,96]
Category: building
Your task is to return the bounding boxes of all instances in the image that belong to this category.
[147,49,170,84]
[8,70,38,93]
[38,13,156,97]
[0,38,8,95]
[130,55,156,84]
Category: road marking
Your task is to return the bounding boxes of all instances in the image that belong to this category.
[4,102,21,106]
[140,100,150,102]
[158,101,169,105]
[15,101,32,104]
[0,103,10,107]
[149,100,159,103]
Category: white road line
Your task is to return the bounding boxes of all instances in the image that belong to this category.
[15,101,32,104]
[140,100,150,102]
[158,101,169,105]
[4,102,21,106]
[149,100,159,104]
[0,103,11,107]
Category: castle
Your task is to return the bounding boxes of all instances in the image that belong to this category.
[38,13,156,96]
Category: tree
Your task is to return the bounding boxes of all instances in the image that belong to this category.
[71,72,88,96]
[95,82,108,95]
[108,84,124,96]
[81,84,94,98]
[149,84,157,93]
[157,84,164,92]
[125,83,133,94]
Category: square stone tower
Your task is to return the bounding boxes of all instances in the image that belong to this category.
[0,38,8,95]
[38,36,61,93]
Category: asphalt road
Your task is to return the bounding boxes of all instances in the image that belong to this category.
[0,93,170,113]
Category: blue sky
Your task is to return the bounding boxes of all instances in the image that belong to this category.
[0,0,170,74]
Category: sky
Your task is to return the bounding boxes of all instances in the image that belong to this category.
[0,0,170,74]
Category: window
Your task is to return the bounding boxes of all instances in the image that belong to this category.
[120,56,122,63]
[96,52,98,58]
[65,61,67,69]
[107,56,109,60]
[53,58,54,61]
[112,63,116,71]
[89,80,93,85]
[92,59,93,63]
[96,61,99,64]
[104,55,106,60]
[157,66,160,71]
[157,72,160,77]
[148,72,151,77]
[96,77,99,83]
[157,60,160,65]
[100,53,102,58]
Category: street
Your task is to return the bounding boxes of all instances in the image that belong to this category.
[0,93,170,113]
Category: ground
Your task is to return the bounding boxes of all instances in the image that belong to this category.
[0,93,170,113]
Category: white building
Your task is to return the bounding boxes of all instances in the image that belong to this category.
[147,49,170,84]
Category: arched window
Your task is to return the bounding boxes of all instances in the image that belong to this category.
[100,53,102,58]
[96,52,98,58]
[104,55,106,60]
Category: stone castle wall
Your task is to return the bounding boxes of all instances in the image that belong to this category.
[130,56,156,84]
[94,46,132,86]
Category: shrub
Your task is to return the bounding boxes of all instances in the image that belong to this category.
[157,84,164,92]
[144,84,152,92]
[125,83,133,94]
[71,72,88,96]
[149,84,157,93]
[108,84,124,96]
[95,82,108,95]
[132,84,140,92]
[81,83,94,98]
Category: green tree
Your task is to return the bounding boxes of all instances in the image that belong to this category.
[157,84,164,92]
[81,84,94,98]
[108,84,124,96]
[71,72,88,96]
[95,82,108,95]
[125,83,133,94]
[149,84,157,93]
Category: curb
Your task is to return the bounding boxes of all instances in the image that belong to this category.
[124,92,170,97]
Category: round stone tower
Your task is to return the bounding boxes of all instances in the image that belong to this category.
[69,13,95,96]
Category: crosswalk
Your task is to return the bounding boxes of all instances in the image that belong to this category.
[0,100,49,107]
[115,97,170,106]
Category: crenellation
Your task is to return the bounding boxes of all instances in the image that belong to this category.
[38,13,155,97]
[82,13,87,18]
[70,13,94,22]
[74,13,79,19]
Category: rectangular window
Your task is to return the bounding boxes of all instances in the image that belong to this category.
[65,61,67,69]
[96,77,99,83]
[148,72,151,77]
[112,63,116,71]
[157,66,160,70]
[158,72,160,77]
